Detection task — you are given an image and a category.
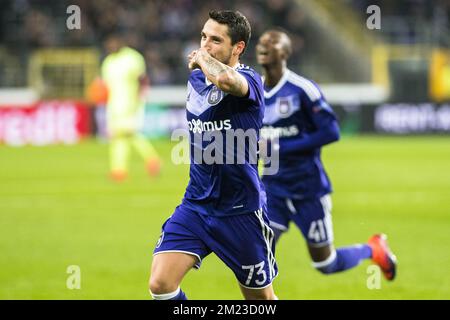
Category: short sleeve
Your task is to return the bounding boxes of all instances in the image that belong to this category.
[135,52,146,76]
[128,49,146,78]
[238,68,264,107]
[300,80,337,123]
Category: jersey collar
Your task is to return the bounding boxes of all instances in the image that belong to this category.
[263,69,291,99]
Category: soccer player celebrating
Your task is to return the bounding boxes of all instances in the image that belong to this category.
[256,29,397,280]
[149,11,278,300]
[101,34,161,181]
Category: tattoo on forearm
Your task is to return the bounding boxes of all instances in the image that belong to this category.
[234,76,244,93]
[198,52,245,95]
[203,55,228,77]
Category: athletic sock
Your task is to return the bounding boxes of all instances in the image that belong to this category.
[313,244,372,274]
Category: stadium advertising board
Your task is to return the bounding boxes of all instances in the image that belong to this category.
[0,100,91,146]
[319,103,450,135]
[374,103,450,134]
[2,102,449,146]
[138,103,450,138]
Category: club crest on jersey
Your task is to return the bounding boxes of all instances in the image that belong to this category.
[207,86,223,105]
[277,97,293,118]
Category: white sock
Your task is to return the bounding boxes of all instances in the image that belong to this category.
[150,286,180,300]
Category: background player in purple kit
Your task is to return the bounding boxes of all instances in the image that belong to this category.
[149,11,278,300]
[257,29,397,281]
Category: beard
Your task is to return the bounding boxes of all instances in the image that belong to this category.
[212,48,233,66]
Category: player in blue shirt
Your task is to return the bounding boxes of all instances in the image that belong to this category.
[257,29,397,280]
[149,11,278,300]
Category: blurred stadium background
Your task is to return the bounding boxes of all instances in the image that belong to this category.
[0,0,449,299]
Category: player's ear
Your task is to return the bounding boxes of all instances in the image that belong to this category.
[233,41,245,57]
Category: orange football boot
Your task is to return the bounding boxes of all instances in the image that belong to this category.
[146,158,161,177]
[110,170,128,182]
[368,234,397,280]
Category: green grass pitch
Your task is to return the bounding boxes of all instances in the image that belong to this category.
[1,136,449,299]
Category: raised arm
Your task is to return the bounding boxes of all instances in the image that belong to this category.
[188,48,248,97]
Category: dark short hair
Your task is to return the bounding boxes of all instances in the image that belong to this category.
[209,10,251,56]
[263,27,293,57]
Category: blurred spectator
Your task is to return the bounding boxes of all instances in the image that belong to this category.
[3,0,448,87]
[348,0,450,45]
[0,0,308,85]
